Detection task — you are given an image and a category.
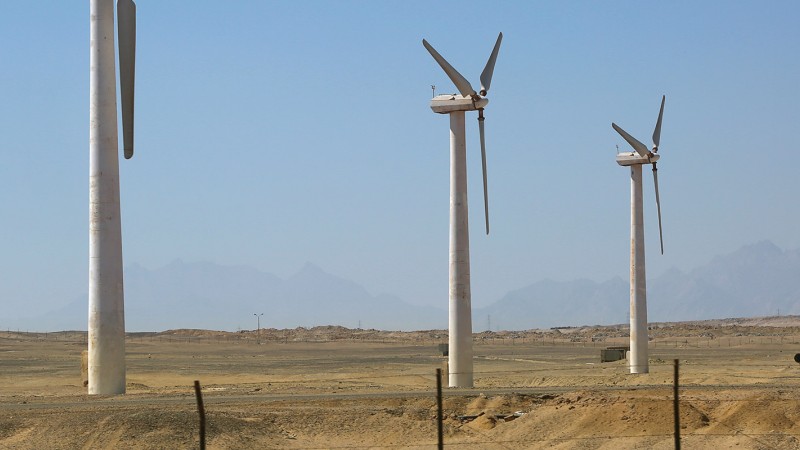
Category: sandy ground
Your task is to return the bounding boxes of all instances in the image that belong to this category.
[3,318,800,449]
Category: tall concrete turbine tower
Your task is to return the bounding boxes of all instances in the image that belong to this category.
[612,95,666,375]
[422,33,503,388]
[88,0,136,395]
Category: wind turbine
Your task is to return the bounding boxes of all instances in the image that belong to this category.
[88,0,136,395]
[612,95,665,375]
[423,32,502,388]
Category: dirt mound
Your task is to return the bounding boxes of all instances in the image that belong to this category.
[710,392,800,434]
[0,407,297,450]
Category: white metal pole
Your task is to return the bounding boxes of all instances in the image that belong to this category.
[629,164,648,374]
[448,111,473,387]
[88,0,126,395]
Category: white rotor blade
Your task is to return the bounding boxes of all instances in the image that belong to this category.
[479,32,503,96]
[612,123,648,157]
[478,110,489,235]
[118,0,136,159]
[653,164,664,255]
[652,95,665,151]
[422,39,476,98]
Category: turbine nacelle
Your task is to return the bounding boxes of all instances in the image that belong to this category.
[615,151,659,167]
[430,94,489,114]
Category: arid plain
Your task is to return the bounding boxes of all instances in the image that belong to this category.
[3,318,800,449]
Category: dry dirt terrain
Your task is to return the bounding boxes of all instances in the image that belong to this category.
[3,317,800,449]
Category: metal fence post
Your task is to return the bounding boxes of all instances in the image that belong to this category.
[194,380,206,450]
[673,359,680,450]
[436,368,443,450]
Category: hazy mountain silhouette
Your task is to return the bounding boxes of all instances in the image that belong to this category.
[648,240,800,320]
[474,277,629,330]
[17,240,800,332]
[475,240,800,330]
[21,260,445,332]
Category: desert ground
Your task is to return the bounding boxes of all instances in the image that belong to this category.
[3,317,800,449]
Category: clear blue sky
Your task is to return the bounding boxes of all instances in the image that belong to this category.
[1,1,799,321]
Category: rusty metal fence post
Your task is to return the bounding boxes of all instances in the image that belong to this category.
[436,368,443,449]
[673,359,680,450]
[194,380,206,450]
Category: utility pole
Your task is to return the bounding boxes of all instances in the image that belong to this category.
[253,313,263,344]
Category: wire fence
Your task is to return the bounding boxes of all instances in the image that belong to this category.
[4,329,798,348]
[187,360,800,450]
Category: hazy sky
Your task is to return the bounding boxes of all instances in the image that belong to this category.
[1,1,799,321]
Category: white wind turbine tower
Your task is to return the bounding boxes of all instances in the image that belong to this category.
[612,95,665,375]
[423,33,503,388]
[88,0,136,395]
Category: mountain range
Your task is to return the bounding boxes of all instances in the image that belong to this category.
[13,240,800,332]
[478,240,800,329]
[19,261,443,332]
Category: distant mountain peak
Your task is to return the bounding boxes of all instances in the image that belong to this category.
[293,262,325,277]
[660,266,684,278]
[165,258,186,268]
[743,240,782,255]
[707,240,782,267]
[301,261,323,271]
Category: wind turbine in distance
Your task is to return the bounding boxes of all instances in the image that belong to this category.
[612,95,665,375]
[423,32,502,388]
[88,0,136,395]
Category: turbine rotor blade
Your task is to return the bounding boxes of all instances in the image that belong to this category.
[478,109,489,235]
[653,163,664,255]
[479,32,503,96]
[612,123,649,157]
[117,0,136,159]
[652,95,665,151]
[422,39,476,98]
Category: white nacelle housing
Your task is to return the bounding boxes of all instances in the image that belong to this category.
[430,94,488,114]
[616,152,660,167]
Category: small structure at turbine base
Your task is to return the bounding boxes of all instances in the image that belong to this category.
[81,350,89,387]
[600,346,629,363]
